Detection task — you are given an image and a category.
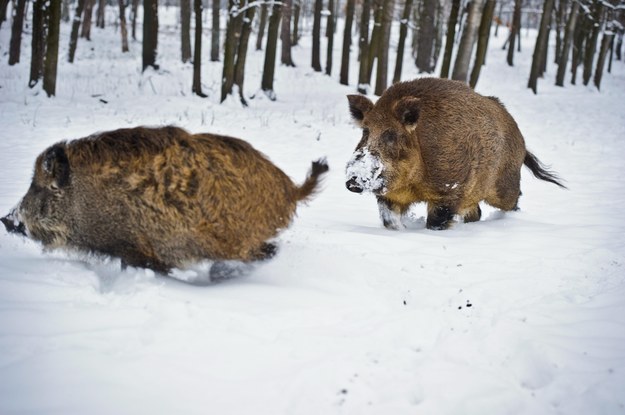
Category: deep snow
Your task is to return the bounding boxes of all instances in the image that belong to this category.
[1,8,625,415]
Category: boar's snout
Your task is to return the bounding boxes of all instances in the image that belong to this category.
[346,177,364,193]
[1,207,26,236]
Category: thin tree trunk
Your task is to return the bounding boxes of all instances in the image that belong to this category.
[357,0,371,93]
[131,0,139,40]
[81,0,95,40]
[142,0,159,71]
[62,0,70,22]
[221,0,244,101]
[528,0,555,94]
[539,1,554,77]
[325,0,335,75]
[211,0,220,61]
[96,0,104,28]
[555,0,567,64]
[393,0,413,83]
[192,0,206,96]
[181,0,192,62]
[292,0,300,46]
[69,0,87,62]
[494,0,503,37]
[506,0,521,66]
[570,12,587,85]
[593,32,614,91]
[312,0,322,71]
[281,0,295,66]
[30,0,46,86]
[340,0,356,85]
[582,0,603,86]
[0,0,10,29]
[8,0,27,65]
[256,2,268,51]
[616,32,622,61]
[555,0,578,86]
[469,0,496,89]
[416,0,437,73]
[119,0,129,52]
[43,0,61,96]
[261,2,282,99]
[366,1,382,84]
[374,0,395,96]
[440,0,460,78]
[452,0,485,82]
[234,3,256,105]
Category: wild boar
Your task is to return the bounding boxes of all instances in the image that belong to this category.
[345,77,565,230]
[2,126,328,274]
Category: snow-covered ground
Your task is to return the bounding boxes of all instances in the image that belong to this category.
[1,9,624,415]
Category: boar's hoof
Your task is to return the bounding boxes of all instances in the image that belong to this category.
[346,177,364,193]
[251,242,278,261]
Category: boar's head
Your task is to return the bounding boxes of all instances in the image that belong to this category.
[345,94,420,195]
[2,144,72,248]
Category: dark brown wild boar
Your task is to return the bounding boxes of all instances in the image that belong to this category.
[1,126,328,274]
[345,77,565,230]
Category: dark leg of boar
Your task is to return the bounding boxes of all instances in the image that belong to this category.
[426,204,455,230]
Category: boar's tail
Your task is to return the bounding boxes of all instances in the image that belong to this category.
[296,158,330,202]
[524,151,567,189]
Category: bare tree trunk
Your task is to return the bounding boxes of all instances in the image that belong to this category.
[69,0,87,62]
[528,0,555,94]
[357,0,371,93]
[506,0,521,66]
[594,31,614,91]
[555,0,567,64]
[81,0,95,40]
[312,0,322,71]
[181,0,192,62]
[366,1,382,84]
[211,0,220,61]
[261,2,282,99]
[118,0,129,52]
[393,0,413,83]
[469,0,496,89]
[142,0,159,71]
[62,0,70,22]
[555,0,578,86]
[374,0,395,96]
[494,0,503,37]
[131,0,139,40]
[192,0,206,97]
[416,0,437,73]
[570,13,588,85]
[234,3,256,105]
[0,0,10,29]
[325,0,335,75]
[43,0,61,96]
[340,0,356,85]
[281,0,295,66]
[440,0,460,78]
[96,0,105,28]
[221,0,244,101]
[30,0,47,86]
[256,2,268,51]
[292,0,300,46]
[539,1,554,77]
[582,0,603,86]
[452,0,485,82]
[8,0,27,65]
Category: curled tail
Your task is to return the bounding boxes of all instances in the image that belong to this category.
[296,158,330,202]
[524,151,567,189]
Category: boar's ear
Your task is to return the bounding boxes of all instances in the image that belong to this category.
[394,97,421,129]
[42,145,70,189]
[347,95,374,125]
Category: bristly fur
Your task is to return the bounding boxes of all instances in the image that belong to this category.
[297,158,330,202]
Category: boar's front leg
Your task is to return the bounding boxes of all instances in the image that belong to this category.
[426,203,456,230]
[377,197,404,230]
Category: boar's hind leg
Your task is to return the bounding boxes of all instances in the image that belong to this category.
[250,242,278,261]
[426,204,455,230]
[377,197,404,230]
[489,169,521,212]
[461,204,482,223]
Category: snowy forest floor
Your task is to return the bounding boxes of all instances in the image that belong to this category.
[1,8,625,415]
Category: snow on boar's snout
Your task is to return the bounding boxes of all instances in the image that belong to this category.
[346,78,565,231]
[2,126,329,274]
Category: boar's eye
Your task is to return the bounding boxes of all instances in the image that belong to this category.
[380,130,397,145]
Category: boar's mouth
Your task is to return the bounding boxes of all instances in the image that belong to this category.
[1,209,27,236]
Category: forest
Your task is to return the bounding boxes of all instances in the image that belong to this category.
[3,0,625,99]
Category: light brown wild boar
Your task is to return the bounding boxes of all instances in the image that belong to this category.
[345,78,565,230]
[1,126,328,274]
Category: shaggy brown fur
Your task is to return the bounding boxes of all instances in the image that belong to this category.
[3,126,328,273]
[346,77,565,230]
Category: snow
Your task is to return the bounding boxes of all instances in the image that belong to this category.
[345,147,386,194]
[1,8,625,415]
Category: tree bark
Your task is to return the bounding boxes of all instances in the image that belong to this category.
[292,0,300,46]
[374,0,395,96]
[221,0,244,102]
[96,0,105,28]
[469,0,496,89]
[8,0,27,65]
[340,0,356,85]
[281,0,295,66]
[181,0,192,62]
[312,0,322,71]
[440,0,460,79]
[582,0,603,86]
[69,0,87,62]
[211,0,220,61]
[506,0,521,66]
[570,12,588,85]
[256,2,268,51]
[357,0,371,93]
[119,0,129,52]
[0,0,10,29]
[81,0,95,40]
[192,0,206,97]
[528,0,555,94]
[325,0,335,75]
[234,3,256,105]
[261,2,282,99]
[131,0,139,40]
[416,0,437,73]
[393,0,413,83]
[43,0,61,96]
[555,0,578,87]
[554,0,567,64]
[142,0,159,71]
[593,31,614,91]
[30,0,47,86]
[452,0,485,83]
[366,1,383,84]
